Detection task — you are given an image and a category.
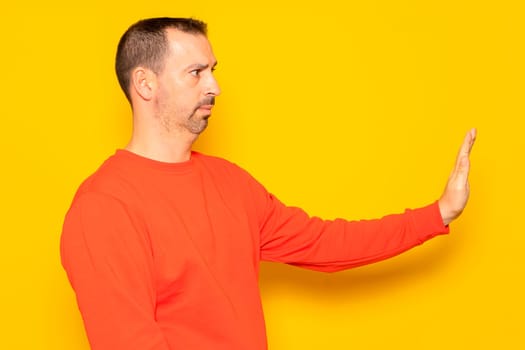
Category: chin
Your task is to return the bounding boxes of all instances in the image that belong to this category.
[188,122,208,135]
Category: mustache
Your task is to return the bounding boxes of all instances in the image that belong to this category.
[197,97,215,107]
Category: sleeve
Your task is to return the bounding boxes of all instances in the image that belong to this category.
[255,187,449,272]
[60,192,171,350]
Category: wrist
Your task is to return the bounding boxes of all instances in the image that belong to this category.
[438,198,462,226]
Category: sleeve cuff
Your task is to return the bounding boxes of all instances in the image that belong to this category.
[410,201,450,243]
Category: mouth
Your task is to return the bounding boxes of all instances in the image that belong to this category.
[198,97,215,110]
[198,104,214,110]
[195,97,215,116]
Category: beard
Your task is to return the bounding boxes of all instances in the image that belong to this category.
[185,96,215,134]
[185,113,209,134]
[158,96,215,135]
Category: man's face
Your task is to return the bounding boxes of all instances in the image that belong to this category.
[154,28,220,135]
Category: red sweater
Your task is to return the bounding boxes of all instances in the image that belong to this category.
[61,150,449,350]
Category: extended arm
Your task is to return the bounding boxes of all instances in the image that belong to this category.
[257,129,477,271]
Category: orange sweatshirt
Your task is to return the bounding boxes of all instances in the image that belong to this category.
[61,150,449,350]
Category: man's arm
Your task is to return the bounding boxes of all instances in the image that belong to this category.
[257,129,477,271]
[61,192,170,350]
[438,128,477,225]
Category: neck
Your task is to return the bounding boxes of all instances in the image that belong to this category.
[126,121,199,164]
[126,139,194,163]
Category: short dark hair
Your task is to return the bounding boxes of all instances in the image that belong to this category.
[115,17,207,102]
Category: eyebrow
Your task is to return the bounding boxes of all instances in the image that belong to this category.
[186,61,218,71]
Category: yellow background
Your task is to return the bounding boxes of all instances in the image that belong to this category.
[1,0,524,349]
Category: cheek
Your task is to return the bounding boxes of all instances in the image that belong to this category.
[158,74,200,109]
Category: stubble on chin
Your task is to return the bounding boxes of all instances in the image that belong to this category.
[156,97,214,135]
[185,110,209,135]
[186,96,215,134]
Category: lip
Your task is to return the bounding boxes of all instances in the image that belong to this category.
[198,105,214,110]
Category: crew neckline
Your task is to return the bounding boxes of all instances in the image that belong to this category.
[114,149,198,173]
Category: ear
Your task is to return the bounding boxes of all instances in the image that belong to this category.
[130,67,157,101]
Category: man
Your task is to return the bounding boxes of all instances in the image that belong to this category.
[61,17,476,350]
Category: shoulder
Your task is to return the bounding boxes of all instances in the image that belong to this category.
[193,151,271,200]
[73,152,138,201]
[64,153,145,227]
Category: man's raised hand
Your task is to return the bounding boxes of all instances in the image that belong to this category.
[438,128,477,226]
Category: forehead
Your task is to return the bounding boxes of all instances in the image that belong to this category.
[165,28,216,66]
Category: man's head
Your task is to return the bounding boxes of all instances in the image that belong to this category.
[116,17,220,137]
[116,17,208,102]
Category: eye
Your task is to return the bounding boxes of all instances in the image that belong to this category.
[190,69,200,77]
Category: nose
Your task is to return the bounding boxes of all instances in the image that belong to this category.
[206,74,221,97]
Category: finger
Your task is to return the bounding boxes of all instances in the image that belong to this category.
[453,128,476,174]
[452,128,476,183]
[454,154,471,186]
[459,128,477,158]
